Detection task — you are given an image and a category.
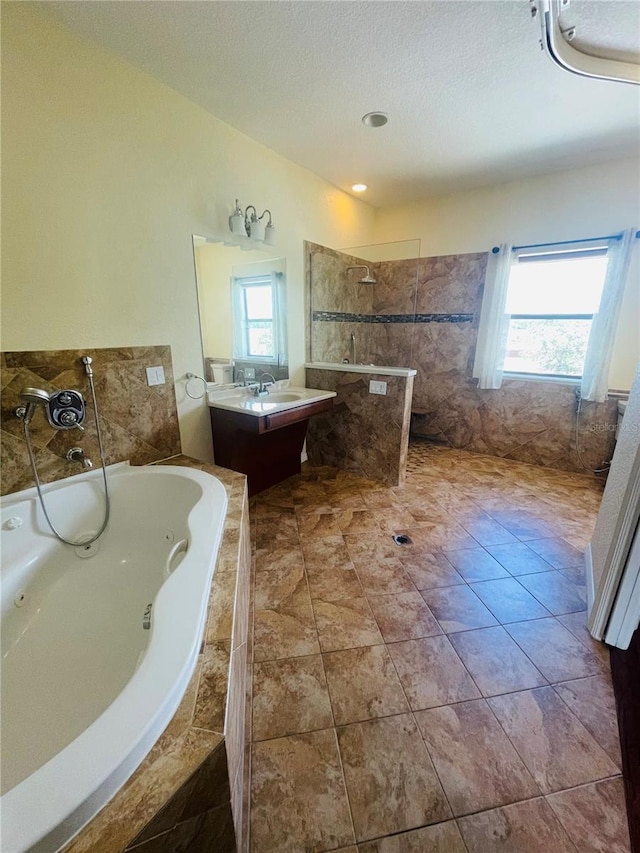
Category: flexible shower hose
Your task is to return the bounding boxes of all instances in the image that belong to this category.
[23,369,111,546]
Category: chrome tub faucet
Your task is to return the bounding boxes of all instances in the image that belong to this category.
[66,447,93,469]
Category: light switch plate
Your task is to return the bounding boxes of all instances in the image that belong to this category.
[146,366,165,386]
[369,380,387,395]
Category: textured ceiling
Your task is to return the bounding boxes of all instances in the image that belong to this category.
[37,0,640,207]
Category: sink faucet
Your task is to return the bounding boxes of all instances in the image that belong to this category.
[235,368,246,387]
[254,372,276,396]
[350,333,357,366]
[66,447,93,469]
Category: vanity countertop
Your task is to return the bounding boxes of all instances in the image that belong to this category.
[208,386,336,417]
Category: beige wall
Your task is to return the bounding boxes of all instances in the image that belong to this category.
[373,159,640,391]
[1,5,375,461]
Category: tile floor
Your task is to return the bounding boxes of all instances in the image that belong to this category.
[247,441,631,853]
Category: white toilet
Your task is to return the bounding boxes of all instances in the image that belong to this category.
[205,358,234,385]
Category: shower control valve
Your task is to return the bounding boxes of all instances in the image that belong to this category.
[47,389,86,430]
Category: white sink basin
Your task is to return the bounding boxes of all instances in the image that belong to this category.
[265,392,303,403]
[208,386,336,417]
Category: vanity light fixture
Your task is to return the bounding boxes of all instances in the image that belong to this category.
[229,199,276,245]
[351,184,368,192]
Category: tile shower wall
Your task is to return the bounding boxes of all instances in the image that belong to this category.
[1,347,181,496]
[309,244,618,474]
[306,367,414,487]
[307,241,374,364]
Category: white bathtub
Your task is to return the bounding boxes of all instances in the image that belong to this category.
[0,462,228,853]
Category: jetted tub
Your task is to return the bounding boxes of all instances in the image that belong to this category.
[0,462,227,853]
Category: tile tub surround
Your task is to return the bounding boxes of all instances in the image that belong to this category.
[306,243,618,475]
[1,347,181,496]
[248,441,630,852]
[305,367,414,487]
[62,457,251,853]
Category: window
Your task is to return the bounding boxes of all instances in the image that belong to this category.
[232,272,286,363]
[474,230,633,398]
[503,244,609,379]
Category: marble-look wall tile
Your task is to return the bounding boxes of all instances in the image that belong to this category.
[232,498,252,654]
[130,740,231,845]
[410,372,617,476]
[1,346,181,495]
[64,730,224,853]
[311,320,370,367]
[126,804,236,852]
[415,253,487,315]
[227,641,247,841]
[307,242,374,315]
[373,258,419,315]
[368,324,414,370]
[306,244,617,475]
[305,368,413,486]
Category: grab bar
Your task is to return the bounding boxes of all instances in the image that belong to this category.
[166,537,189,576]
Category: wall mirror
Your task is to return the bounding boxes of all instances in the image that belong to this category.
[192,236,288,384]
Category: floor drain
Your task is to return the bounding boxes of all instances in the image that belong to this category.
[392,534,412,546]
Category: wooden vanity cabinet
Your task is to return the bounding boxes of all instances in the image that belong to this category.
[210,398,334,496]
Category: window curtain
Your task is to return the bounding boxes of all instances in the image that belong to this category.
[472,243,513,389]
[272,271,288,367]
[581,229,635,402]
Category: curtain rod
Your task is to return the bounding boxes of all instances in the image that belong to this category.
[491,231,640,254]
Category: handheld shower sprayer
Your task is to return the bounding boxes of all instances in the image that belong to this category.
[17,387,86,430]
[14,355,111,547]
[18,388,51,424]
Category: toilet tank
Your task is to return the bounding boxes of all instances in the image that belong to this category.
[205,358,234,385]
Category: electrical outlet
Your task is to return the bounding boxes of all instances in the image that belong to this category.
[244,367,255,379]
[369,380,387,395]
[146,366,165,386]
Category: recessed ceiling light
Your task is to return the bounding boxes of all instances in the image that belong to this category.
[362,112,388,128]
[351,184,368,192]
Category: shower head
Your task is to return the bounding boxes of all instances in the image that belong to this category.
[19,387,51,424]
[346,265,376,285]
